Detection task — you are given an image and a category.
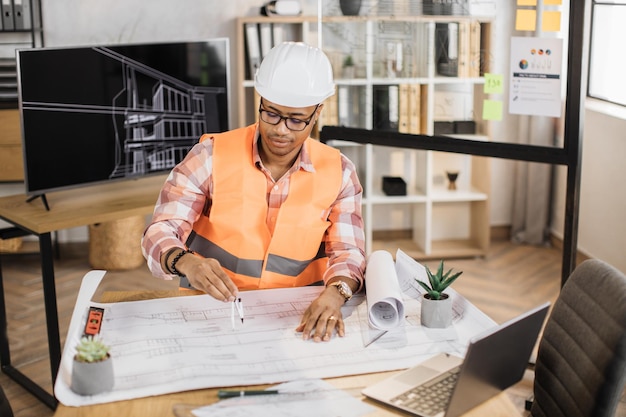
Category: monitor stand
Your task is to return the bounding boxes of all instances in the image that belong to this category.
[26,193,50,211]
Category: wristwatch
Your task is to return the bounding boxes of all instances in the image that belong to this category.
[328,280,353,302]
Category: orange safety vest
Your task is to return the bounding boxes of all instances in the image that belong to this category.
[185,124,343,290]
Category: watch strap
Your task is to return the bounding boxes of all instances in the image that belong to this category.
[329,280,352,302]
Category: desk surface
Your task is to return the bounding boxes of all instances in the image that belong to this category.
[0,174,166,234]
[53,373,522,417]
[53,290,523,417]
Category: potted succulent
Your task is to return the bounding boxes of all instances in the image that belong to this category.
[71,335,114,395]
[342,54,355,79]
[415,260,463,328]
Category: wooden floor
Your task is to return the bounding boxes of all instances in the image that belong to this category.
[0,239,624,417]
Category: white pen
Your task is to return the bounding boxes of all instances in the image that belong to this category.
[235,297,244,324]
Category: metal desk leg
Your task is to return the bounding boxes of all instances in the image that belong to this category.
[0,232,59,409]
[0,253,11,366]
[40,232,62,385]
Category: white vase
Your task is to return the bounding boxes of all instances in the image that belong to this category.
[420,293,453,328]
[71,354,114,396]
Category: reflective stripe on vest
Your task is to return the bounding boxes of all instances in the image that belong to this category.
[186,124,343,289]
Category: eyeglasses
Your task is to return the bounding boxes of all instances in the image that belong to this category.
[258,102,319,132]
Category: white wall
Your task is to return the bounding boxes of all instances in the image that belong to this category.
[551,103,626,273]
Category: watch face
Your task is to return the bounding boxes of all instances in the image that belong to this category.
[334,281,352,300]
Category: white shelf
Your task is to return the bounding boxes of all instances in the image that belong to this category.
[368,192,428,204]
[430,187,488,202]
[236,14,493,259]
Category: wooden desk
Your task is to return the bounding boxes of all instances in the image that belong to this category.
[53,290,523,417]
[53,375,521,417]
[0,175,166,409]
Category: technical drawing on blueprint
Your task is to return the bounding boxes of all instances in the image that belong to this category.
[55,251,495,406]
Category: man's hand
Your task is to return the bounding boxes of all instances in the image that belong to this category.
[175,252,239,302]
[295,278,358,342]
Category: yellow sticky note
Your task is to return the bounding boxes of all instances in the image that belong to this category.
[517,0,537,5]
[484,73,504,94]
[516,9,536,31]
[544,0,562,5]
[542,11,561,32]
[483,100,503,121]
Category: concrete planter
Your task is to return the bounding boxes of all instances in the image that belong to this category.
[71,354,114,396]
[420,293,453,328]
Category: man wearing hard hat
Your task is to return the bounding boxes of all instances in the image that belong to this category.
[142,42,365,343]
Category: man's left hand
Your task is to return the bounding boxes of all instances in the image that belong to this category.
[295,284,348,342]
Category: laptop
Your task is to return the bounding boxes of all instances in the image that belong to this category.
[362,302,550,417]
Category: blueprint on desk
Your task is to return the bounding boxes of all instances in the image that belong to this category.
[54,250,496,406]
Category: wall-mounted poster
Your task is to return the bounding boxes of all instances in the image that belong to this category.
[509,36,563,118]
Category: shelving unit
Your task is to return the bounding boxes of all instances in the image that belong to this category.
[1,0,43,184]
[0,0,43,108]
[235,12,492,260]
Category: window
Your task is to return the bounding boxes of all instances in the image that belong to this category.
[588,1,626,107]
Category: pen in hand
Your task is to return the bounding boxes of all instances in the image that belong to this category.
[217,389,279,399]
[235,297,244,324]
[231,297,244,330]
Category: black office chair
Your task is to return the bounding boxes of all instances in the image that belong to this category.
[530,259,626,417]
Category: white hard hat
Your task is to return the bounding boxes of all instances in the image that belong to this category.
[254,42,335,108]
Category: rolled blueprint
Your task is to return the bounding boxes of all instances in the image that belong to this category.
[365,250,405,330]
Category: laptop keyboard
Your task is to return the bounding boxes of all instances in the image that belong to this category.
[390,366,461,416]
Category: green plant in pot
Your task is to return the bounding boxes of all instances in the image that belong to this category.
[342,54,355,78]
[71,335,114,396]
[415,260,463,328]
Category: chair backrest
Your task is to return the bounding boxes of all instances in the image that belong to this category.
[531,259,626,417]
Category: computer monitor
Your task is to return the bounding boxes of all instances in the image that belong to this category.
[17,39,230,197]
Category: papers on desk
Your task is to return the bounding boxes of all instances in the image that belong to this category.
[186,379,373,417]
[55,250,496,407]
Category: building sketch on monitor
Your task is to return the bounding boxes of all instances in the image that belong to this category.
[94,47,225,179]
[18,40,229,197]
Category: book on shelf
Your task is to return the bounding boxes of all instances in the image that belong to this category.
[320,86,339,128]
[458,20,471,78]
[272,22,285,47]
[416,21,436,78]
[373,85,399,132]
[479,20,491,75]
[468,0,496,17]
[259,22,273,59]
[336,85,348,127]
[469,20,482,78]
[435,22,458,77]
[398,84,410,134]
[245,23,262,79]
[2,0,15,30]
[14,0,32,30]
[253,89,261,123]
[408,84,421,135]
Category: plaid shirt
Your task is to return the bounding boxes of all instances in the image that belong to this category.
[141,127,366,290]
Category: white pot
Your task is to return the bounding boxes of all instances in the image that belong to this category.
[420,293,453,328]
[71,354,114,396]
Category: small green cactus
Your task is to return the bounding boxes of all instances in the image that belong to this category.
[75,335,110,363]
[415,260,463,300]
